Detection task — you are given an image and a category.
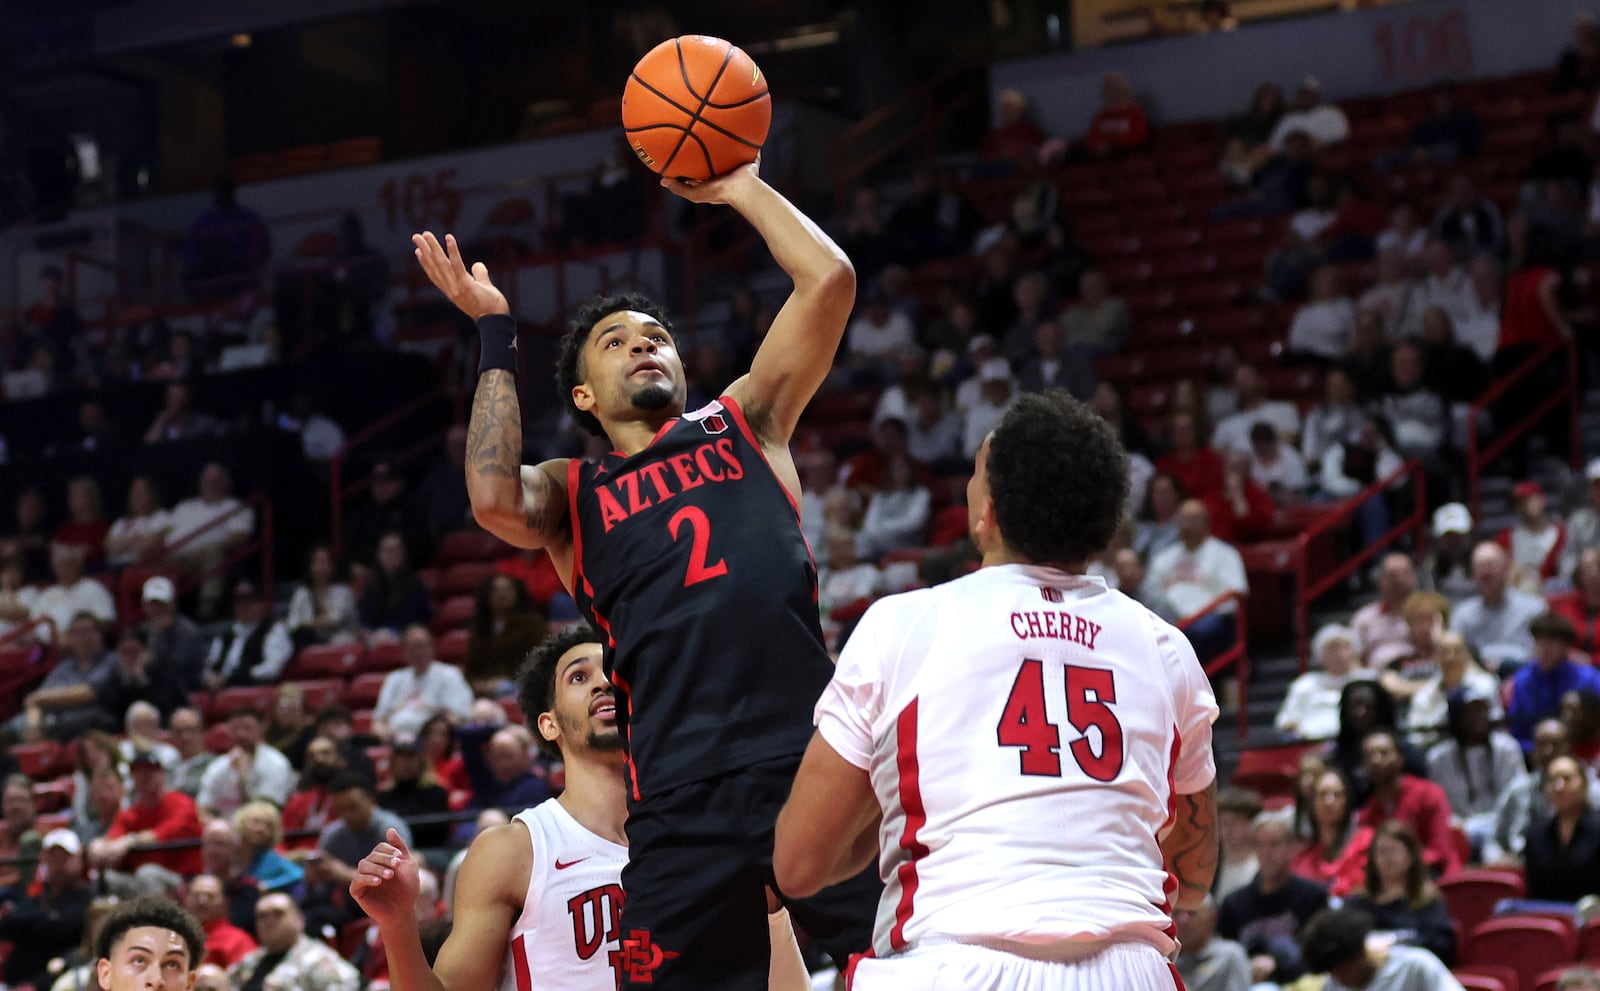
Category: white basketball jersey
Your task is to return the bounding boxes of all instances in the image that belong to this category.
[499,800,629,991]
[814,564,1218,959]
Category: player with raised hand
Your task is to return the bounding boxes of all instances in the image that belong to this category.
[411,144,878,991]
[351,628,812,991]
[775,390,1220,991]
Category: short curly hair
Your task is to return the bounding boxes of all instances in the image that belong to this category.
[556,292,675,437]
[1299,908,1374,975]
[985,389,1128,567]
[96,896,206,968]
[517,626,605,759]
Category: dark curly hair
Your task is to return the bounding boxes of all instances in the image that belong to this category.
[1299,908,1374,975]
[556,292,675,437]
[985,389,1128,567]
[96,896,207,968]
[517,625,604,758]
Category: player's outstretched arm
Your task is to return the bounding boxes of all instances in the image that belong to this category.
[412,231,572,554]
[351,826,525,991]
[663,161,855,444]
[773,731,881,900]
[1158,781,1218,911]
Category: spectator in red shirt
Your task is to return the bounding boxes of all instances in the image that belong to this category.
[495,548,564,608]
[54,476,110,569]
[87,749,203,895]
[982,89,1049,168]
[1083,71,1149,157]
[185,872,259,968]
[1156,409,1226,503]
[1292,767,1374,898]
[281,735,346,852]
[1550,547,1600,660]
[1355,728,1462,874]
[420,711,472,810]
[1207,449,1277,543]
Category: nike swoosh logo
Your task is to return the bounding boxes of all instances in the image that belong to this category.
[554,857,589,870]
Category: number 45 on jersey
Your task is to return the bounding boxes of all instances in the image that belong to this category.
[997,659,1125,782]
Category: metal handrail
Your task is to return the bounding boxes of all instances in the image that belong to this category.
[1178,590,1250,740]
[1292,459,1428,669]
[1464,339,1581,518]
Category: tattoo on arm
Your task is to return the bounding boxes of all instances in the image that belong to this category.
[1164,784,1219,905]
[523,469,570,540]
[467,370,522,480]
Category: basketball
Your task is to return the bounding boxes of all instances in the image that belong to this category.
[622,35,771,182]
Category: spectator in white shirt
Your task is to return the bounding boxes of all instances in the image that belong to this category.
[818,528,882,616]
[1377,344,1447,460]
[372,624,474,742]
[197,707,296,819]
[856,454,931,559]
[1374,205,1429,267]
[1405,629,1502,745]
[1398,237,1475,338]
[1278,624,1375,741]
[285,545,360,649]
[1454,254,1503,364]
[961,358,1019,459]
[1450,541,1549,669]
[278,395,346,463]
[1287,265,1358,363]
[1248,422,1310,501]
[1496,481,1567,593]
[1350,554,1420,672]
[203,581,292,689]
[1212,365,1303,455]
[104,475,172,568]
[1147,499,1249,659]
[1269,77,1350,150]
[903,387,962,468]
[1358,249,1420,333]
[167,463,255,617]
[845,285,916,374]
[1561,458,1600,579]
[1301,367,1369,472]
[24,542,116,640]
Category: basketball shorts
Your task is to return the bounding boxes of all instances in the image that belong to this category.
[616,754,882,991]
[848,941,1185,991]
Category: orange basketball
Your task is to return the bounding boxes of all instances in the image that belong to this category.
[622,35,771,182]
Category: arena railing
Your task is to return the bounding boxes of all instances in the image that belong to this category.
[327,389,449,560]
[0,617,59,722]
[1177,591,1250,740]
[1463,339,1581,520]
[828,61,985,210]
[1291,458,1428,671]
[146,492,276,615]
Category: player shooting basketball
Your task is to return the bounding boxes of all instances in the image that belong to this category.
[410,151,880,990]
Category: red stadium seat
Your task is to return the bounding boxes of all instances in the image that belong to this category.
[1580,917,1600,960]
[1229,743,1321,798]
[352,710,375,736]
[10,742,60,780]
[438,562,499,599]
[1533,967,1572,991]
[1453,967,1515,991]
[1440,870,1525,940]
[361,641,406,674]
[1463,917,1577,991]
[437,628,471,666]
[348,673,390,710]
[431,595,478,637]
[212,686,276,718]
[434,530,511,566]
[285,644,366,680]
[294,678,346,712]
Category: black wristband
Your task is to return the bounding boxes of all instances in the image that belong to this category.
[476,313,519,375]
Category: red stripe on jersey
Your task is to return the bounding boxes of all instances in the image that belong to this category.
[510,932,533,991]
[607,417,679,459]
[566,458,585,595]
[718,395,803,519]
[1157,727,1182,945]
[844,948,874,991]
[1169,961,1189,991]
[608,668,642,801]
[888,698,929,951]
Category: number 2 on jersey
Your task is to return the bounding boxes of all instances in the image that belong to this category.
[996,659,1124,782]
[667,505,728,586]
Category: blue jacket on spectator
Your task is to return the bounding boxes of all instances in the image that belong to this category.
[1508,658,1600,751]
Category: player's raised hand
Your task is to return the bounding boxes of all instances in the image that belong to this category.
[412,232,510,321]
[349,828,421,928]
[660,154,761,206]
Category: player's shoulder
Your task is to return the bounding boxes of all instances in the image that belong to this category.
[458,816,534,897]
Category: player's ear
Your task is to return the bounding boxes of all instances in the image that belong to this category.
[96,958,112,991]
[571,381,596,416]
[536,710,560,748]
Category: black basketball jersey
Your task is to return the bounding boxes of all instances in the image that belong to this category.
[567,395,831,799]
